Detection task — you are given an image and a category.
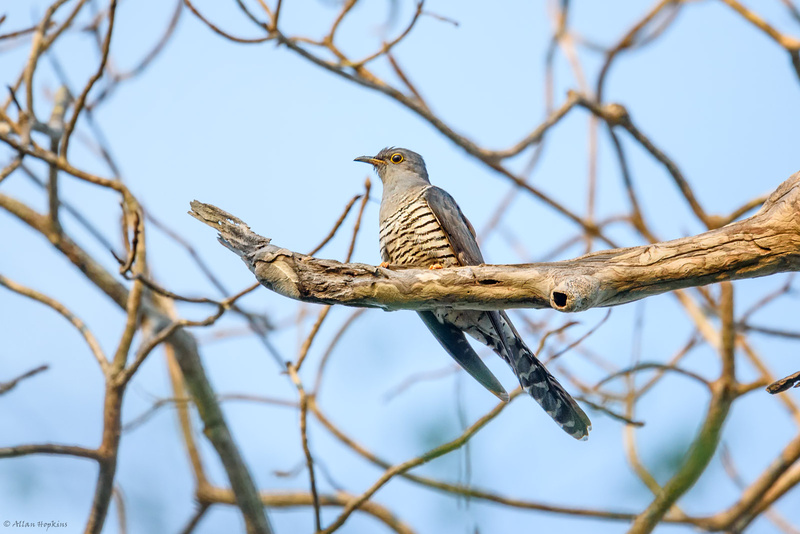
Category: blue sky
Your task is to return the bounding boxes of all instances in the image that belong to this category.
[1,1,800,533]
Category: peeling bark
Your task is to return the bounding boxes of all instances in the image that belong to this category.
[189,171,800,314]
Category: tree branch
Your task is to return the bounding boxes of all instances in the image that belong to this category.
[0,193,272,534]
[189,171,800,314]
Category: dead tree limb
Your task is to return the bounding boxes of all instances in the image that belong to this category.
[189,171,800,314]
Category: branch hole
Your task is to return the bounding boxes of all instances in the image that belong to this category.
[478,279,500,285]
[552,291,568,308]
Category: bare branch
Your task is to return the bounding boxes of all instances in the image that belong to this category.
[198,486,415,534]
[0,443,99,460]
[0,193,272,534]
[189,171,800,313]
[0,274,109,373]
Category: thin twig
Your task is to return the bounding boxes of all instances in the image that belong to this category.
[60,0,118,157]
[0,364,50,395]
[0,274,109,373]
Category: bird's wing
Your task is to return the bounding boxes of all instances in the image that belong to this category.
[418,311,509,402]
[423,186,518,363]
[422,186,484,266]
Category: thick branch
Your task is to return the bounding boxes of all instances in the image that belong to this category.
[189,171,800,313]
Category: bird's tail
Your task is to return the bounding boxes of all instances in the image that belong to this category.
[492,312,592,440]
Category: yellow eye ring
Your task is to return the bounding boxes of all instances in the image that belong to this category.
[390,153,403,164]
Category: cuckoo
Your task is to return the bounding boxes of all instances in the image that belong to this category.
[355,147,592,440]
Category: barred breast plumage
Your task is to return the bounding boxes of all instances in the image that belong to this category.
[379,187,458,268]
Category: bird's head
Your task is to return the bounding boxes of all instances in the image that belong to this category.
[354,147,429,186]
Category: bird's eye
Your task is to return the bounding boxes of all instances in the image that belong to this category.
[390,153,403,164]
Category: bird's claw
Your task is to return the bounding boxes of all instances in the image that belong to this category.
[429,263,444,270]
[379,261,390,268]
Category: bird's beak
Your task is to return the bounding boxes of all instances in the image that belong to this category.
[354,156,385,166]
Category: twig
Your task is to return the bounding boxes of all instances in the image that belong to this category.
[295,307,330,371]
[576,396,644,427]
[595,362,711,390]
[0,364,50,395]
[60,0,118,158]
[313,308,367,394]
[545,309,611,362]
[307,194,362,256]
[178,503,211,534]
[301,396,321,531]
[345,177,371,262]
[0,443,99,460]
[0,274,109,373]
[310,397,648,522]
[318,390,522,533]
[183,0,273,43]
[348,2,425,67]
[112,486,128,534]
[720,0,800,51]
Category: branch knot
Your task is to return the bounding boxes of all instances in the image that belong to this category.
[550,275,601,312]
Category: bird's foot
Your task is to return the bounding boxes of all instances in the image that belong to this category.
[379,261,390,268]
[429,263,444,270]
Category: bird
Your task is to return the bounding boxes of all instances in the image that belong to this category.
[355,147,592,440]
